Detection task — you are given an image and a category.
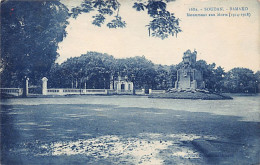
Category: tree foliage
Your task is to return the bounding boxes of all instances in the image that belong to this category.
[1,1,69,87]
[48,52,115,89]
[47,50,259,93]
[254,71,260,93]
[71,0,181,39]
[168,65,177,87]
[155,65,169,89]
[195,60,216,91]
[115,56,157,89]
[70,0,125,28]
[224,68,257,93]
[145,0,181,39]
[49,52,158,90]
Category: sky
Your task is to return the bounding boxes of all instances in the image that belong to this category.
[58,0,259,72]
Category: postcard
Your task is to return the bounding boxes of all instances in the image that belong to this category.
[1,0,259,164]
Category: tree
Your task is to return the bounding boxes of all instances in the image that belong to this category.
[169,64,177,87]
[155,65,169,89]
[48,52,115,89]
[212,66,225,92]
[71,0,181,39]
[48,53,159,90]
[1,1,69,87]
[224,68,257,93]
[194,60,216,91]
[115,56,157,89]
[255,71,260,93]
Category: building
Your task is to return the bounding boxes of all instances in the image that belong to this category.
[110,75,134,94]
[175,50,205,90]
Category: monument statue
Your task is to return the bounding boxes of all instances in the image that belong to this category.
[175,50,205,90]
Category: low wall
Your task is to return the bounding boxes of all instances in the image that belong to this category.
[0,88,23,96]
[46,89,108,95]
[1,87,146,96]
[149,89,166,94]
[116,90,134,95]
[135,89,145,95]
[107,89,117,95]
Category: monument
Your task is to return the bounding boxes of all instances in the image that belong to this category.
[149,50,232,99]
[175,50,205,90]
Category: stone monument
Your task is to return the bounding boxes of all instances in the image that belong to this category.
[175,50,205,90]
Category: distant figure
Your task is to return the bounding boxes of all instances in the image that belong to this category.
[175,50,205,90]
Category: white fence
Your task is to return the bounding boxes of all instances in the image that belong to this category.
[46,89,109,95]
[149,89,166,94]
[0,88,23,96]
[46,89,138,95]
[1,87,164,96]
[107,89,117,95]
[115,90,134,95]
[135,89,145,95]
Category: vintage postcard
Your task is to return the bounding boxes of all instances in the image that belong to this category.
[0,0,259,164]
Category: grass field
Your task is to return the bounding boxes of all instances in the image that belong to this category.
[1,95,259,164]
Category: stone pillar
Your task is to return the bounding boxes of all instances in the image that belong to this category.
[191,80,197,89]
[110,81,114,90]
[117,82,121,93]
[130,82,134,91]
[22,77,29,97]
[42,77,48,95]
[175,81,178,89]
[25,77,29,96]
[175,70,179,89]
